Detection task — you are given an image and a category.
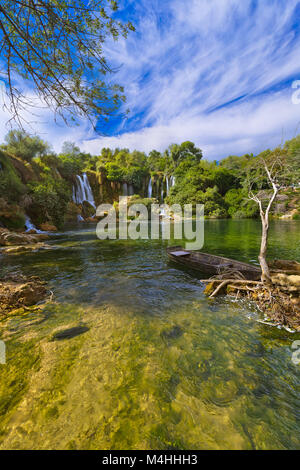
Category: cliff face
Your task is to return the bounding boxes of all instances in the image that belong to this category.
[274,188,300,219]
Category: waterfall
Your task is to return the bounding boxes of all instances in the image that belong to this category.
[148,177,152,198]
[25,216,44,233]
[166,177,169,195]
[170,176,175,187]
[161,186,164,202]
[122,182,128,196]
[128,184,134,196]
[73,173,96,208]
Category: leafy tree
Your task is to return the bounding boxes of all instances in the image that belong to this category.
[28,176,71,228]
[0,149,25,201]
[3,130,50,162]
[169,141,202,166]
[212,167,239,196]
[58,141,91,178]
[105,162,124,181]
[0,1,134,125]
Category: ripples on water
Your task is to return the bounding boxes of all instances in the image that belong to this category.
[0,220,299,449]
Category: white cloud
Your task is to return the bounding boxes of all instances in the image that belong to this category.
[82,90,300,159]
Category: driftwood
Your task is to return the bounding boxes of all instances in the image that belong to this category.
[201,279,263,285]
[201,269,300,331]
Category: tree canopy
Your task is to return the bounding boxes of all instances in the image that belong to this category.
[3,129,49,161]
[0,1,134,126]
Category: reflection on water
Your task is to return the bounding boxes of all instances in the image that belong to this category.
[0,220,299,449]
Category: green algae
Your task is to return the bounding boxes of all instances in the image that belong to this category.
[0,221,299,449]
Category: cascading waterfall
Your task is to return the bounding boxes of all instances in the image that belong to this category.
[73,173,96,208]
[25,216,44,233]
[122,183,128,196]
[166,177,169,195]
[147,177,152,198]
[170,176,175,187]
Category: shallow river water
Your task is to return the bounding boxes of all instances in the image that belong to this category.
[0,219,299,450]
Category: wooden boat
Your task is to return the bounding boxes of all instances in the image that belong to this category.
[166,246,262,280]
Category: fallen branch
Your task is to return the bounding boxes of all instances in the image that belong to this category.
[201,279,263,285]
[210,280,231,298]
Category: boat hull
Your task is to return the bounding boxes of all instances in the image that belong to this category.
[167,246,262,281]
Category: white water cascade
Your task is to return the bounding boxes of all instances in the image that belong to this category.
[122,182,128,196]
[166,177,169,195]
[128,184,134,196]
[148,177,152,198]
[25,216,44,233]
[170,176,175,187]
[73,173,96,208]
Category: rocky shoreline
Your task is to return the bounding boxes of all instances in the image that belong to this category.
[0,227,52,255]
[0,273,49,317]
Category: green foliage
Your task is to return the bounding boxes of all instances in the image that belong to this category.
[105,163,125,181]
[0,1,134,125]
[3,130,50,162]
[28,177,72,229]
[0,209,25,230]
[0,150,25,202]
[0,130,298,229]
[125,166,148,187]
[225,188,258,218]
[57,142,92,179]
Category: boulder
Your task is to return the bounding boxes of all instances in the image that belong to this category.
[39,223,57,232]
[0,274,48,315]
[269,259,300,273]
[0,228,49,246]
[271,273,300,293]
[81,200,95,219]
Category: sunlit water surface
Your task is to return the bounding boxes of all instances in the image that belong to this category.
[0,219,299,449]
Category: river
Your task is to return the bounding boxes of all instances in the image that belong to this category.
[0,219,299,449]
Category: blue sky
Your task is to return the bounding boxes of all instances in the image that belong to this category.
[1,0,300,159]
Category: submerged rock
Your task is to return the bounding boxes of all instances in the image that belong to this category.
[39,223,57,232]
[0,273,48,316]
[51,326,89,341]
[1,242,52,254]
[0,227,49,246]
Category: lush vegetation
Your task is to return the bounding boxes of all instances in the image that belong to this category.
[0,1,134,126]
[0,129,299,230]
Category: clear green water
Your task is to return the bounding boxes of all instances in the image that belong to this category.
[0,219,299,450]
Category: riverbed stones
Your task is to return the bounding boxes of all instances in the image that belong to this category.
[0,228,49,246]
[0,274,48,315]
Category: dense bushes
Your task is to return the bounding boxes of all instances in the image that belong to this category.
[28,177,72,229]
[0,151,25,203]
[0,128,299,230]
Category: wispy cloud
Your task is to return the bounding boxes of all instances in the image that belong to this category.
[1,0,300,158]
[83,0,300,158]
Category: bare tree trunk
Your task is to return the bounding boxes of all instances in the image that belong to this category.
[258,214,272,283]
